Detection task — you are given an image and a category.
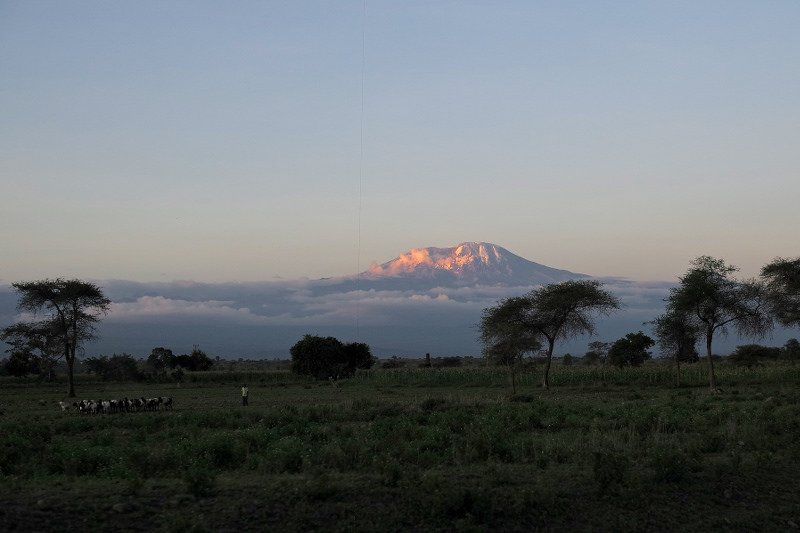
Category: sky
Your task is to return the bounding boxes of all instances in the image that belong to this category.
[2,1,799,284]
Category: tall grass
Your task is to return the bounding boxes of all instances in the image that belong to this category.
[350,361,800,389]
[2,366,800,531]
[3,374,799,482]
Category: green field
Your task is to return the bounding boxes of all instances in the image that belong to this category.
[1,363,799,532]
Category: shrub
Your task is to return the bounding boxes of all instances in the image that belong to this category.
[592,451,629,492]
[420,397,449,411]
[582,351,602,365]
[290,334,374,379]
[182,461,216,497]
[147,347,176,372]
[175,346,214,371]
[83,353,143,381]
[729,344,781,367]
[381,356,405,369]
[608,332,655,368]
[432,356,463,368]
[2,351,41,376]
[649,445,691,483]
[781,339,800,361]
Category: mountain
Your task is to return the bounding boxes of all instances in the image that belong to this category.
[361,242,587,286]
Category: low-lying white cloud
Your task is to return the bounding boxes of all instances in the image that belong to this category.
[103,278,672,329]
[109,296,266,324]
[4,276,789,358]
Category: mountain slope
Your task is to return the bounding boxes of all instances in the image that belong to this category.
[362,242,587,286]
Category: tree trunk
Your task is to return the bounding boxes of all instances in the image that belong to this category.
[542,339,555,390]
[69,314,78,398]
[64,341,75,397]
[706,329,717,391]
[67,357,75,397]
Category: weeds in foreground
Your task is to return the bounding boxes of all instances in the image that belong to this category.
[1,367,799,531]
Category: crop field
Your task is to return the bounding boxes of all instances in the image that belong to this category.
[1,363,799,532]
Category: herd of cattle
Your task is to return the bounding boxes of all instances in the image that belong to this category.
[58,396,174,414]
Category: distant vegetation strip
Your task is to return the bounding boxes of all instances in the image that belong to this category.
[3,361,798,390]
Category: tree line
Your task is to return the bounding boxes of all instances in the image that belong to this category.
[479,255,800,392]
[1,255,797,396]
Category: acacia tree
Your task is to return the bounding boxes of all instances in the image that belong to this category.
[667,257,772,391]
[761,257,800,328]
[650,310,700,386]
[0,321,62,378]
[480,280,620,389]
[479,296,543,394]
[583,341,610,366]
[2,279,111,397]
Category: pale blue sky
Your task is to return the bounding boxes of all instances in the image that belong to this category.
[2,1,798,283]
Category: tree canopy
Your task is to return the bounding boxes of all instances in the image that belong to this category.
[84,353,142,381]
[479,280,620,389]
[650,309,700,386]
[761,257,800,328]
[147,347,176,373]
[727,344,780,368]
[583,341,610,366]
[0,321,62,377]
[651,310,700,364]
[1,279,110,397]
[290,335,374,380]
[666,256,772,390]
[175,346,214,371]
[479,296,543,366]
[607,331,655,368]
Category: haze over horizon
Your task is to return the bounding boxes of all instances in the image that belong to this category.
[2,2,798,286]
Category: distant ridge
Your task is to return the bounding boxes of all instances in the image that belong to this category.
[361,242,587,286]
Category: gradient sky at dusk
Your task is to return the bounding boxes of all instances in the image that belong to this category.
[2,1,798,284]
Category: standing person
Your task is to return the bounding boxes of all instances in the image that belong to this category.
[241,384,249,406]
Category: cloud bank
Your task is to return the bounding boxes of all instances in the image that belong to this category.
[93,277,674,357]
[0,277,794,358]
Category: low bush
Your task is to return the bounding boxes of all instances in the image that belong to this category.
[182,460,216,497]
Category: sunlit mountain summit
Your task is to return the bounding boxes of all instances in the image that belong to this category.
[362,242,587,286]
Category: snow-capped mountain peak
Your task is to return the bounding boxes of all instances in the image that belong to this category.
[363,242,586,286]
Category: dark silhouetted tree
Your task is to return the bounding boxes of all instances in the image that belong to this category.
[608,331,655,368]
[761,257,800,328]
[290,335,374,379]
[175,346,214,371]
[781,338,800,361]
[479,296,543,394]
[1,279,110,397]
[728,344,780,367]
[84,353,142,381]
[147,347,176,373]
[667,257,772,391]
[651,309,700,386]
[583,341,610,366]
[2,351,39,377]
[480,280,620,389]
[0,321,62,378]
[342,342,373,371]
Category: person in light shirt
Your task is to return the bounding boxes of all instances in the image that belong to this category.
[241,384,249,406]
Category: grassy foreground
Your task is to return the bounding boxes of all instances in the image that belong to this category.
[1,364,799,532]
